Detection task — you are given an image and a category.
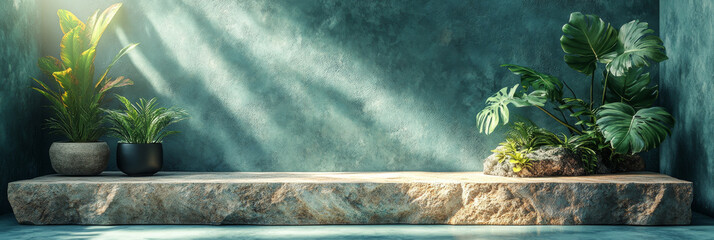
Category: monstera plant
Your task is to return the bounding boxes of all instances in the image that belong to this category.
[477,12,673,173]
[33,3,138,176]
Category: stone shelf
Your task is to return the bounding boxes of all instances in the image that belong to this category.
[8,171,692,225]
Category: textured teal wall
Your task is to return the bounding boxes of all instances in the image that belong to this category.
[660,0,714,217]
[0,0,47,215]
[34,0,660,172]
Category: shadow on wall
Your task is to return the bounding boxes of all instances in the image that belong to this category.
[0,0,52,215]
[37,0,660,172]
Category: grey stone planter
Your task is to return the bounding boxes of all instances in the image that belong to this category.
[49,142,109,176]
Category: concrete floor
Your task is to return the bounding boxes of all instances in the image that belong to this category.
[2,213,714,240]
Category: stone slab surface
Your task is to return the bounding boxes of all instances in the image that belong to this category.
[8,172,692,225]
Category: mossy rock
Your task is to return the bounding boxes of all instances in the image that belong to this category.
[483,146,645,177]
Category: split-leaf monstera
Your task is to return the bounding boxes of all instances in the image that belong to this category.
[604,68,658,109]
[476,84,548,135]
[605,20,668,76]
[596,103,674,154]
[33,3,139,142]
[501,64,563,102]
[560,12,619,75]
[477,85,519,135]
[476,12,674,174]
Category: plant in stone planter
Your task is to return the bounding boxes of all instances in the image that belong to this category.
[33,3,138,175]
[105,95,188,176]
[477,12,673,176]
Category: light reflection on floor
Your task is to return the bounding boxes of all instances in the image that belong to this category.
[1,213,713,240]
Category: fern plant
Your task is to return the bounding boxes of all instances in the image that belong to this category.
[491,140,531,173]
[105,95,188,144]
[492,121,561,173]
[494,121,601,173]
[477,12,674,169]
[504,121,561,150]
[553,134,599,173]
[33,3,138,142]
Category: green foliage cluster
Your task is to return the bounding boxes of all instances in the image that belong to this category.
[477,12,674,173]
[491,141,530,173]
[33,3,138,142]
[554,134,599,173]
[504,121,561,151]
[492,121,558,173]
[494,121,601,173]
[105,95,188,144]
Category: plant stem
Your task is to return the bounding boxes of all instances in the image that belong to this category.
[589,72,594,110]
[558,101,586,131]
[536,105,582,134]
[563,82,578,99]
[557,108,575,134]
[561,79,584,130]
[601,71,609,105]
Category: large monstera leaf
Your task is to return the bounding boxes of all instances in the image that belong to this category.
[604,68,658,109]
[560,12,619,75]
[476,84,546,134]
[511,90,547,107]
[477,85,519,134]
[596,103,674,154]
[501,64,563,102]
[604,20,667,76]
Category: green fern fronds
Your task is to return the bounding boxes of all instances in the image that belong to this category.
[104,95,188,143]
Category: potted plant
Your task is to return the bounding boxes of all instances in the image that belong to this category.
[105,95,188,176]
[477,12,673,176]
[33,3,138,175]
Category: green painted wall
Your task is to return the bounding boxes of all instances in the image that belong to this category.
[0,0,48,215]
[659,0,714,217]
[33,0,660,172]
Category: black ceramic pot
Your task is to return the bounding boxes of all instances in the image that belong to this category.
[117,143,163,176]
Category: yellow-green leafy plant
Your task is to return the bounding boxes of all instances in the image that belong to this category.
[491,121,558,173]
[507,151,532,173]
[33,3,138,142]
[491,140,532,173]
[491,140,518,164]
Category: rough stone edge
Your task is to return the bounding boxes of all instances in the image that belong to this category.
[7,180,693,226]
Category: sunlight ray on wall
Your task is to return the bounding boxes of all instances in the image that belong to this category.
[115,27,267,171]
[115,0,478,170]
[185,1,477,167]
